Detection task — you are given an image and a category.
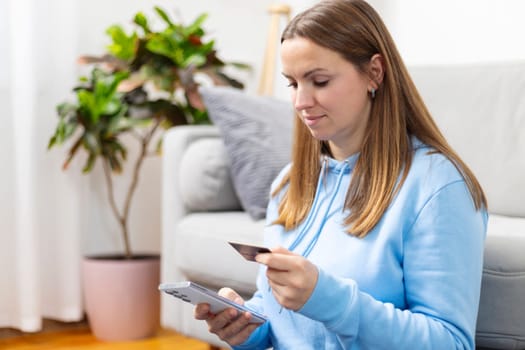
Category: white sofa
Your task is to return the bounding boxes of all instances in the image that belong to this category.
[160,62,525,349]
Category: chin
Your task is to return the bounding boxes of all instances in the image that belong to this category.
[308,129,330,141]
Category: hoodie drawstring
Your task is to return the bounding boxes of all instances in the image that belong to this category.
[288,158,350,257]
[287,157,328,253]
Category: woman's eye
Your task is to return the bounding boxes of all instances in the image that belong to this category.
[314,80,329,87]
[287,82,298,88]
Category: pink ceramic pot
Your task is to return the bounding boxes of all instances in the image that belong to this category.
[82,254,160,341]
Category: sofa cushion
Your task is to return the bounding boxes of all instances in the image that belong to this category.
[409,62,525,217]
[475,214,525,349]
[174,212,266,295]
[199,86,294,220]
[179,137,242,212]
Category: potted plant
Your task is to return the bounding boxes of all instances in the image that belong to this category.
[48,6,248,341]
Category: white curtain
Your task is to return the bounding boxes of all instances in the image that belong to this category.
[0,0,84,331]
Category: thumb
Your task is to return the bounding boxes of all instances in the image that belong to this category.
[218,287,244,305]
[271,246,294,255]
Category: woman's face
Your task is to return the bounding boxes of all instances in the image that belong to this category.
[281,37,372,160]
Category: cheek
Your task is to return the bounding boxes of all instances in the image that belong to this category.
[316,88,342,111]
[290,90,297,105]
[329,82,367,111]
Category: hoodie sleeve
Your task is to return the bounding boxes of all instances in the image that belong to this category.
[298,180,487,349]
[232,286,271,350]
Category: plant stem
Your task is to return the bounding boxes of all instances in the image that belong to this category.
[121,121,160,257]
[102,120,160,259]
[102,158,132,258]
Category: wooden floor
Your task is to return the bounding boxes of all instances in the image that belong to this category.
[0,323,223,350]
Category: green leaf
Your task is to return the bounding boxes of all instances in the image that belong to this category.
[77,90,98,123]
[150,99,188,126]
[154,7,175,28]
[49,102,80,149]
[108,113,150,134]
[76,69,129,124]
[107,154,122,173]
[82,131,100,156]
[57,102,78,117]
[184,13,208,37]
[106,25,137,61]
[102,138,126,173]
[145,35,178,62]
[133,12,150,34]
[188,107,210,125]
[62,136,83,170]
[212,70,245,89]
[48,135,57,149]
[228,61,253,70]
[200,40,215,53]
[82,153,97,174]
[182,53,206,68]
[172,49,185,66]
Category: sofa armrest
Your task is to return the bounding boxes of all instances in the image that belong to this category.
[161,125,220,279]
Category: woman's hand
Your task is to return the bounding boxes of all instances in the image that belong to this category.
[194,287,260,346]
[255,246,318,311]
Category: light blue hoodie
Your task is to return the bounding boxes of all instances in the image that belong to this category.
[234,140,488,350]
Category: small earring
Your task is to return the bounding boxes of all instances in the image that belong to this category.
[370,88,376,99]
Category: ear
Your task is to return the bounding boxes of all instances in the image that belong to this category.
[367,53,384,90]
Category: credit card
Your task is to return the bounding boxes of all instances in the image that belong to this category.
[228,241,271,262]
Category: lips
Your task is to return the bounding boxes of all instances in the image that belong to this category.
[303,114,325,126]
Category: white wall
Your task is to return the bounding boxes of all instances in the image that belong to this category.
[39,0,525,255]
[384,0,525,65]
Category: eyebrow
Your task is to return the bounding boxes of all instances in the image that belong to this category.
[282,68,329,80]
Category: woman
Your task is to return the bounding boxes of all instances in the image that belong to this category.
[195,0,488,348]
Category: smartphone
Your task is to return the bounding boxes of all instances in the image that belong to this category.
[228,241,271,262]
[159,281,267,324]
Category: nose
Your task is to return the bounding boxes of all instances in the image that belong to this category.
[293,86,315,111]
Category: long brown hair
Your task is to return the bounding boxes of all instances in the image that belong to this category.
[273,0,487,237]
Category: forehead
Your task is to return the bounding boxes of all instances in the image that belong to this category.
[280,37,352,77]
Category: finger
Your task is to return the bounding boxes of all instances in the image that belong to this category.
[254,246,286,265]
[255,248,297,270]
[216,312,260,345]
[208,308,240,333]
[271,246,292,254]
[218,287,244,305]
[264,255,305,285]
[194,303,211,320]
[267,278,292,300]
[268,258,319,290]
[266,268,290,288]
[226,322,261,346]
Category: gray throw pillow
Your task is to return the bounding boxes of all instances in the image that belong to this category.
[199,86,294,220]
[179,137,242,212]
